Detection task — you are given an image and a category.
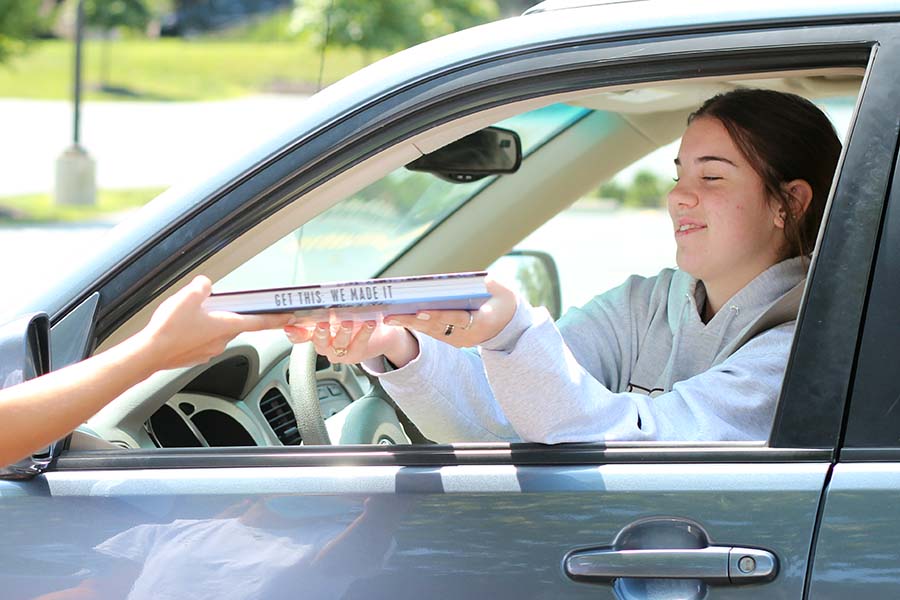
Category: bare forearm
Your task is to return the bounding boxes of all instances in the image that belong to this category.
[0,276,292,468]
[0,335,155,467]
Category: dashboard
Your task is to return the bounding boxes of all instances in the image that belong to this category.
[145,355,366,448]
[81,330,406,450]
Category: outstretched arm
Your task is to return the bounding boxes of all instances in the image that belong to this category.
[483,314,791,443]
[0,276,292,467]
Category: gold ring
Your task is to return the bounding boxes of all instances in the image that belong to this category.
[462,312,475,330]
[334,347,348,358]
[443,324,455,336]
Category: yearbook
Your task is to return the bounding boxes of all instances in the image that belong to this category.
[204,272,490,322]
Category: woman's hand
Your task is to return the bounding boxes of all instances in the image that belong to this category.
[136,276,294,371]
[383,278,517,349]
[283,319,420,368]
[282,278,516,367]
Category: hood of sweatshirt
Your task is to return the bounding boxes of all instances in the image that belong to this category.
[657,256,809,390]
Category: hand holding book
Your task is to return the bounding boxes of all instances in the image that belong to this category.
[283,278,518,368]
[383,278,517,349]
[283,318,417,367]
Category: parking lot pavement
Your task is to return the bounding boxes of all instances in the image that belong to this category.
[0,222,114,318]
[0,94,308,197]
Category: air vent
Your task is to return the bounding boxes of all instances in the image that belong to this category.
[259,388,301,445]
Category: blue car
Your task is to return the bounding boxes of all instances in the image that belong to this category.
[2,0,900,598]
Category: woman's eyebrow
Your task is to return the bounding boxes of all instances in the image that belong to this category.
[673,156,738,167]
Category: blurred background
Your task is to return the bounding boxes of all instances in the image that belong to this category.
[0,0,711,314]
[0,0,679,216]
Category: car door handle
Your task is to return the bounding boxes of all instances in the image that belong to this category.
[565,546,777,584]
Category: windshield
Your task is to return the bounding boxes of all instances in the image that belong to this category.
[216,103,589,291]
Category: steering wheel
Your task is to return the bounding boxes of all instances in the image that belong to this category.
[286,342,426,446]
[287,342,331,445]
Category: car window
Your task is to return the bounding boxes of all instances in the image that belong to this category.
[121,77,864,453]
[517,97,856,312]
[217,103,589,291]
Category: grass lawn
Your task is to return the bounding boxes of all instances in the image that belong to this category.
[0,188,165,223]
[0,38,380,101]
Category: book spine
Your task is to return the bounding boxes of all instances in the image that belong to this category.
[207,291,489,313]
[210,280,485,312]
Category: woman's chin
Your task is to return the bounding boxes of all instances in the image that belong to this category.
[675,253,701,277]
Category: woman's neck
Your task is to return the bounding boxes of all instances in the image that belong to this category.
[701,259,781,321]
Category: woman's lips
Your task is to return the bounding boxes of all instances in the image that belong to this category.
[674,222,707,237]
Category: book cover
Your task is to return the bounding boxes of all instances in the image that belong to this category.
[204,272,490,322]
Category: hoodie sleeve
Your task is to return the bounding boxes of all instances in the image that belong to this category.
[361,274,659,443]
[482,317,793,443]
[359,309,532,443]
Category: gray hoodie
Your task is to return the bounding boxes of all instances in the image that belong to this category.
[366,257,807,443]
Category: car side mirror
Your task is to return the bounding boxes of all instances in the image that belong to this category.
[0,313,54,478]
[489,250,563,321]
[0,313,50,388]
[405,126,522,183]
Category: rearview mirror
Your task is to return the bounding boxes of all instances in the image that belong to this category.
[405,126,522,183]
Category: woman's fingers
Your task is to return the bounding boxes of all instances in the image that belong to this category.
[353,321,377,348]
[386,279,516,346]
[283,324,315,344]
[339,321,377,363]
[389,310,470,330]
[331,321,354,353]
[311,322,332,356]
[286,320,380,364]
[386,310,480,348]
[424,310,476,330]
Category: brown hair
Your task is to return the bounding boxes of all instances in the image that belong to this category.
[689,88,842,258]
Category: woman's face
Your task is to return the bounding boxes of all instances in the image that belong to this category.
[668,116,786,290]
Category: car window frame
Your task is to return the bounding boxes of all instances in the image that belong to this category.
[82,29,875,341]
[47,22,900,472]
[769,32,900,449]
[837,114,900,456]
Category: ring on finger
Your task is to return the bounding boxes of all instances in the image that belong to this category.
[462,312,475,330]
[443,323,455,336]
[334,347,348,358]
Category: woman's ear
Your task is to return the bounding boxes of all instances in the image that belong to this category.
[775,179,813,228]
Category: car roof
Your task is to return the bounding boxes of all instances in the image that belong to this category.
[525,0,900,20]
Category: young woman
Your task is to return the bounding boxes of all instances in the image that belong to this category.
[284,88,842,444]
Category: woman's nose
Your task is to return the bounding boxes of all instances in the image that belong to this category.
[667,180,698,208]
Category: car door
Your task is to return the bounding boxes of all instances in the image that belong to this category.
[2,11,899,600]
[806,99,900,599]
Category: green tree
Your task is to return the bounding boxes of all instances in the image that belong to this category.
[292,0,500,58]
[597,179,626,202]
[0,1,50,64]
[624,169,668,208]
[84,0,149,31]
[83,0,150,88]
[144,0,174,38]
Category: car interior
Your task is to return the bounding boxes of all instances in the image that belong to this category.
[70,69,864,452]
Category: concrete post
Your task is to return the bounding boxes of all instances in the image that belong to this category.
[55,146,96,206]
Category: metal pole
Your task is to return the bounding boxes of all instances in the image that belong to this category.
[55,0,95,206]
[316,0,335,92]
[73,0,84,147]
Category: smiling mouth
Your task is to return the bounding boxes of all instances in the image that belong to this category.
[675,223,706,235]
